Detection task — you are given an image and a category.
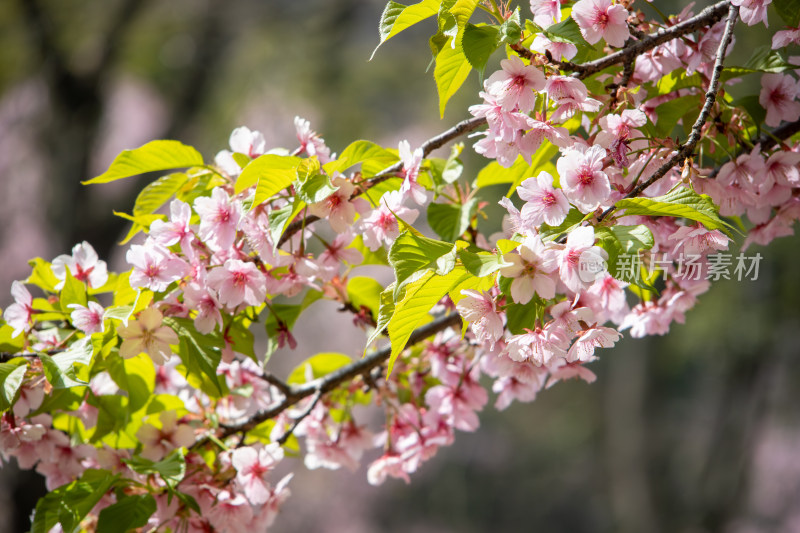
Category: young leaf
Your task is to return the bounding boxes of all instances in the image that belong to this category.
[372,0,441,59]
[40,337,94,389]
[434,37,472,117]
[389,231,459,290]
[133,173,189,217]
[124,450,187,490]
[83,141,203,185]
[164,317,227,397]
[287,352,352,384]
[427,197,478,242]
[0,361,28,411]
[387,267,472,374]
[458,249,511,277]
[31,469,118,533]
[614,187,733,236]
[235,154,300,195]
[96,494,157,533]
[461,23,501,77]
[296,173,339,204]
[347,277,385,317]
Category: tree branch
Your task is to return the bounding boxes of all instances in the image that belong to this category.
[215,312,462,439]
[574,1,731,79]
[597,4,739,224]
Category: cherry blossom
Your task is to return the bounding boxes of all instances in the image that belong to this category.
[571,0,630,47]
[731,0,771,27]
[500,235,559,303]
[4,281,34,337]
[517,171,571,227]
[67,301,105,335]
[359,190,420,250]
[232,443,284,505]
[207,259,267,308]
[759,73,800,128]
[557,144,611,212]
[456,290,504,349]
[193,187,241,251]
[136,410,195,461]
[485,55,545,113]
[530,0,562,28]
[127,241,189,292]
[117,307,178,364]
[51,241,108,289]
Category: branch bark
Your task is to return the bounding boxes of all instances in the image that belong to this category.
[597,4,739,224]
[214,312,462,439]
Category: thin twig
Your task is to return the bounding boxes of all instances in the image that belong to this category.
[276,389,322,445]
[261,372,292,396]
[596,4,739,224]
[214,312,462,439]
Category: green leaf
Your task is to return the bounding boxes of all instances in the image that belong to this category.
[743,45,792,73]
[365,284,396,349]
[461,24,501,76]
[297,173,339,204]
[87,393,129,442]
[235,153,300,197]
[267,198,305,250]
[505,297,544,335]
[612,225,655,254]
[545,17,590,46]
[287,352,352,384]
[350,235,389,266]
[31,470,118,533]
[0,325,24,355]
[133,173,189,217]
[389,231,459,291]
[372,0,441,58]
[458,249,511,277]
[337,140,398,174]
[654,94,702,138]
[429,1,458,57]
[427,197,478,242]
[0,361,27,411]
[449,0,481,37]
[84,141,203,185]
[125,450,186,490]
[614,187,733,236]
[434,37,472,118]
[60,269,87,312]
[347,277,385,317]
[164,317,227,397]
[655,71,702,95]
[498,12,522,45]
[476,156,534,188]
[538,208,584,241]
[40,338,94,389]
[26,258,60,293]
[106,353,155,415]
[96,494,157,533]
[774,0,800,26]
[387,267,472,374]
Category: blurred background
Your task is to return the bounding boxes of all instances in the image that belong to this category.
[1,0,799,531]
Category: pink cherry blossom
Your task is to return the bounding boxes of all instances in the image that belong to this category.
[359,190,420,250]
[206,490,254,533]
[149,199,194,250]
[505,325,569,365]
[397,140,427,205]
[596,109,648,168]
[229,126,266,158]
[545,359,597,388]
[557,145,611,212]
[499,235,559,303]
[127,241,189,292]
[4,281,34,338]
[206,259,267,308]
[555,226,607,292]
[68,301,105,335]
[456,290,504,349]
[193,187,241,251]
[485,56,546,113]
[117,307,178,364]
[530,0,562,27]
[669,224,730,257]
[759,73,800,128]
[731,0,771,27]
[182,282,223,334]
[571,0,630,47]
[469,91,530,142]
[136,410,195,461]
[308,175,366,233]
[518,118,572,160]
[295,116,332,163]
[566,325,622,362]
[517,171,571,227]
[773,27,800,49]
[424,367,487,432]
[531,34,577,61]
[232,443,284,505]
[51,241,108,289]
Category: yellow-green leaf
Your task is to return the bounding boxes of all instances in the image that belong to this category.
[83,140,203,184]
